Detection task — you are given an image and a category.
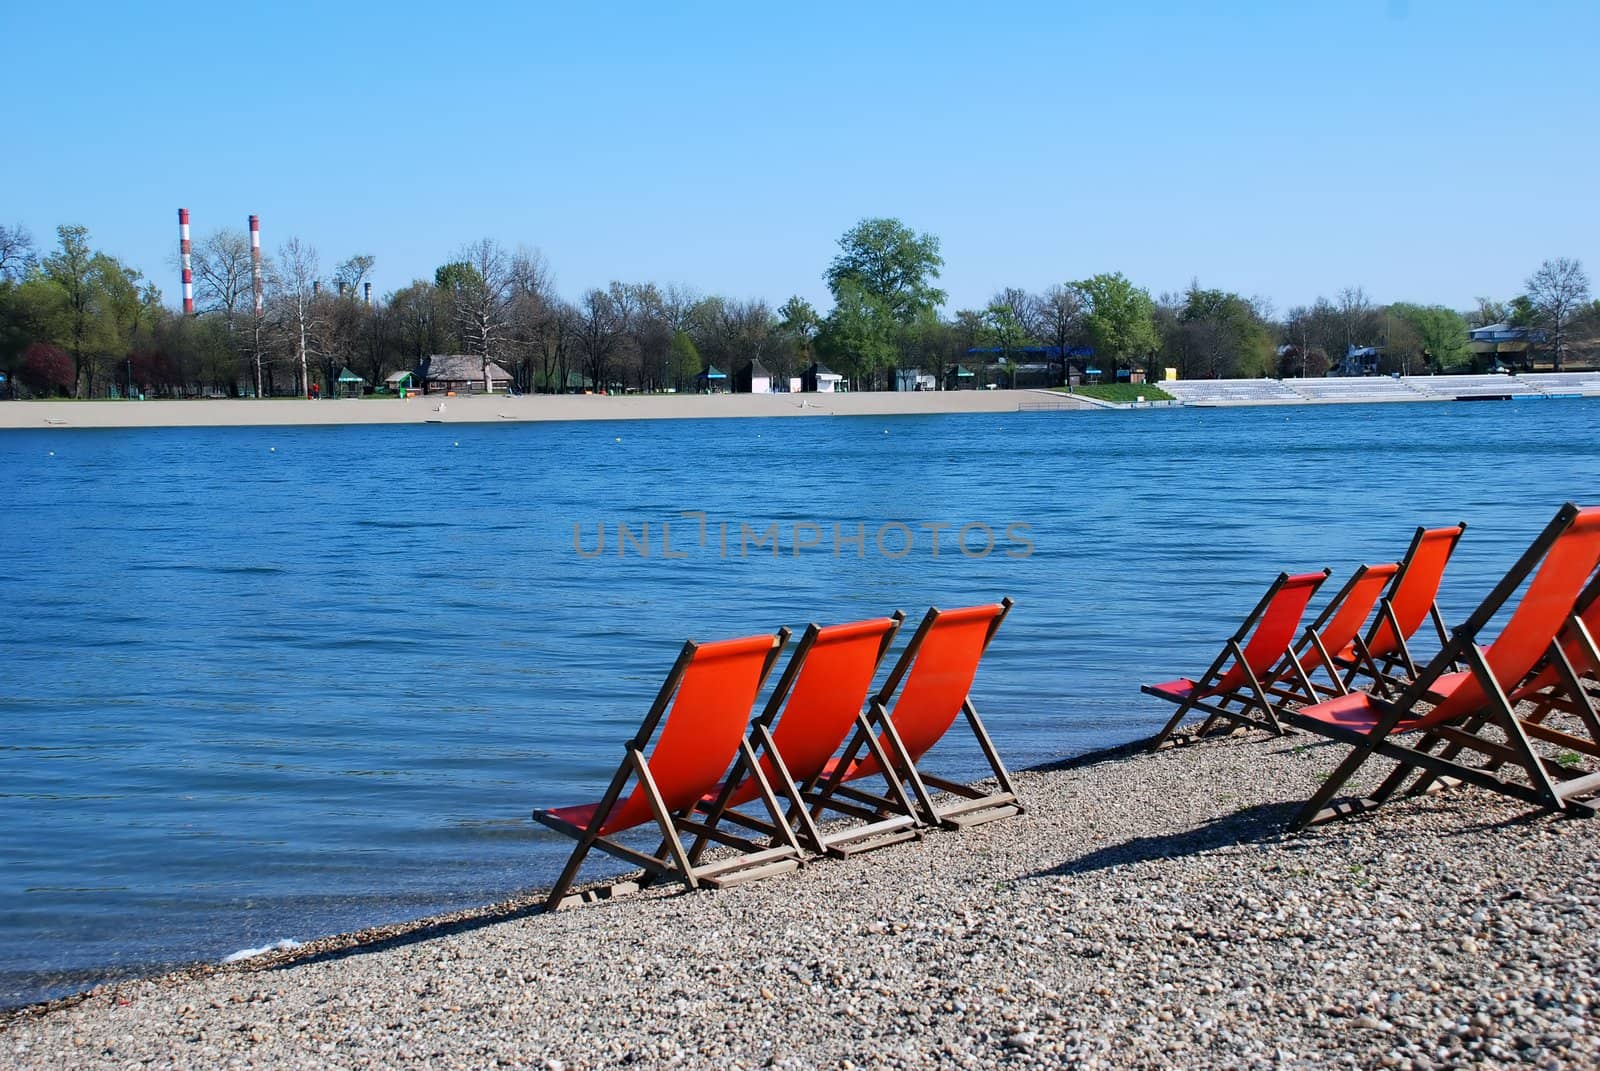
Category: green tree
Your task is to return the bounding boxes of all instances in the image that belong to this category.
[982,302,1034,387]
[776,295,819,364]
[817,278,897,388]
[668,329,701,390]
[825,218,946,324]
[1072,272,1158,375]
[96,256,156,394]
[42,225,116,397]
[1385,303,1469,373]
[1175,285,1273,379]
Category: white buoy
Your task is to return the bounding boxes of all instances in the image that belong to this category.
[453,441,459,447]
[269,447,276,453]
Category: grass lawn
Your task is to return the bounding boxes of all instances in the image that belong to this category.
[1054,383,1175,403]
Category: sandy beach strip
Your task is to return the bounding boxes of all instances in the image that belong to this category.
[3,733,1596,1070]
[0,389,1093,431]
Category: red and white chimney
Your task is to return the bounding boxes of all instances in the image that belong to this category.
[178,208,194,315]
[249,215,262,316]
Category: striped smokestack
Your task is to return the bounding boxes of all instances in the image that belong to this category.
[178,208,194,315]
[363,282,372,305]
[249,215,262,316]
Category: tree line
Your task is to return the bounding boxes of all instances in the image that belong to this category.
[0,216,1593,399]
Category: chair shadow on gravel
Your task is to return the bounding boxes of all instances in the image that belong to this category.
[1026,801,1300,880]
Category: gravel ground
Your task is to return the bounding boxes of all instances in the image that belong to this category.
[4,733,1598,1070]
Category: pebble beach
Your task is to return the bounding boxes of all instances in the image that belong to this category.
[4,731,1596,1070]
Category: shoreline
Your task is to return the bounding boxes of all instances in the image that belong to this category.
[0,389,1091,431]
[4,734,1595,1068]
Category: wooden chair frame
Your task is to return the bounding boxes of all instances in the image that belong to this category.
[1145,570,1330,750]
[532,631,804,909]
[1479,572,1600,786]
[1286,504,1600,830]
[1267,562,1400,706]
[1342,522,1467,695]
[689,613,915,858]
[806,598,1021,853]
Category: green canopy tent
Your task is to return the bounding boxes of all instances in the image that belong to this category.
[336,367,367,399]
[695,365,729,393]
[944,364,977,391]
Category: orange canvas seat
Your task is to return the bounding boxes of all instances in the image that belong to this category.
[1144,570,1331,750]
[1287,503,1600,829]
[1503,573,1600,765]
[1282,562,1401,700]
[532,630,802,909]
[1512,574,1600,703]
[690,613,911,857]
[1342,523,1467,692]
[804,599,1021,852]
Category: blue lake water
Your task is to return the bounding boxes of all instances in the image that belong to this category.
[3,398,1600,1007]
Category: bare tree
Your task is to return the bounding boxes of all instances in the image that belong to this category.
[692,296,776,380]
[990,287,1040,337]
[1337,285,1376,353]
[1525,257,1591,372]
[391,281,449,365]
[357,296,396,388]
[332,255,375,298]
[191,229,255,335]
[0,222,36,281]
[573,287,623,391]
[661,284,702,334]
[503,247,554,392]
[1032,285,1083,384]
[243,251,279,396]
[617,282,674,392]
[530,299,577,393]
[274,238,321,395]
[438,239,514,391]
[1469,297,1510,328]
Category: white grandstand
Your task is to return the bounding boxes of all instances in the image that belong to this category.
[1281,377,1428,403]
[1161,372,1600,407]
[1161,379,1304,405]
[1400,375,1542,399]
[1518,372,1600,396]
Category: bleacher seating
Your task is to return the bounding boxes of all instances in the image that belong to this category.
[1401,375,1541,399]
[1519,372,1600,396]
[1161,379,1304,406]
[1159,372,1600,408]
[1282,377,1428,403]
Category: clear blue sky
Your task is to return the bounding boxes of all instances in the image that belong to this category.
[5,1,1596,316]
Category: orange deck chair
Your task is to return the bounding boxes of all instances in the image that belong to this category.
[1500,571,1600,767]
[691,613,911,858]
[1144,570,1331,750]
[805,599,1020,853]
[532,630,803,909]
[1286,503,1600,830]
[1267,561,1402,705]
[1344,523,1467,693]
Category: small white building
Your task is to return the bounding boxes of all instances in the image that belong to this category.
[802,362,844,393]
[734,359,773,394]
